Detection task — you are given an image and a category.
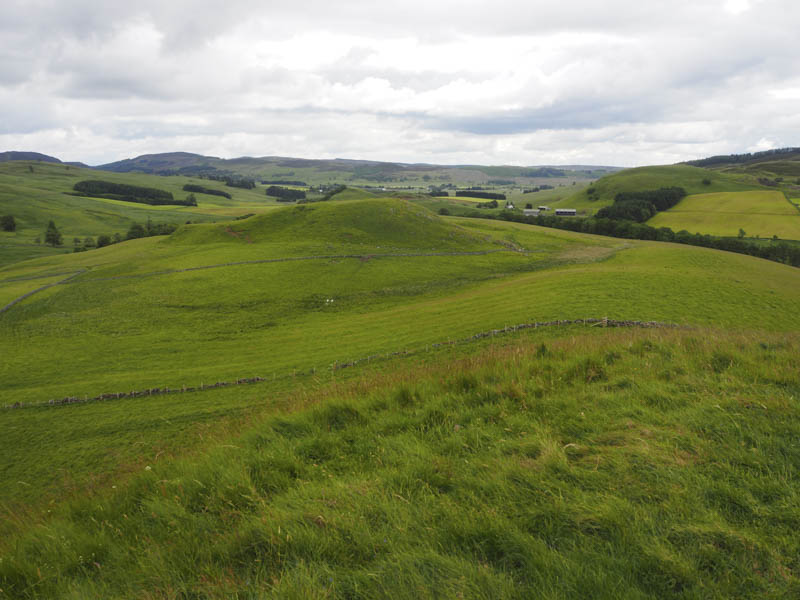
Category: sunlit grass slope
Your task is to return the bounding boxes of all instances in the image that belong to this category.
[566,165,762,215]
[646,191,800,239]
[1,327,798,598]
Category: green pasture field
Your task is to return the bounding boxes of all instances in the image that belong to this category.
[566,165,763,215]
[1,199,798,409]
[647,191,800,239]
[1,197,800,597]
[1,326,798,598]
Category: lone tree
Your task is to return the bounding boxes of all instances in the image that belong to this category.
[45,220,62,247]
[1,214,16,231]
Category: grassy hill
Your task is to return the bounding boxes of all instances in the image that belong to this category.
[1,197,799,598]
[0,161,290,266]
[647,191,800,239]
[563,165,763,215]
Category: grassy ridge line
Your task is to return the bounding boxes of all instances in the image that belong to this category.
[1,327,797,598]
[1,318,683,410]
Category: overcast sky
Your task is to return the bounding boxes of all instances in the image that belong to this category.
[1,0,798,167]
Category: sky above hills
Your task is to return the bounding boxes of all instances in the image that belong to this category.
[1,0,798,167]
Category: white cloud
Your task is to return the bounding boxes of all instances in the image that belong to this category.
[0,0,798,166]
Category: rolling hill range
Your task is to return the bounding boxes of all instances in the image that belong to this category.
[0,160,293,266]
[2,152,800,597]
[1,197,799,598]
[2,199,799,406]
[94,151,619,186]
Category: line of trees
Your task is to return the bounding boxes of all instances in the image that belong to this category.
[72,219,181,252]
[595,187,687,222]
[466,210,800,267]
[261,179,308,186]
[203,174,256,189]
[523,185,554,193]
[456,191,507,200]
[298,184,347,203]
[265,186,307,201]
[476,199,499,209]
[182,184,232,199]
[72,180,196,206]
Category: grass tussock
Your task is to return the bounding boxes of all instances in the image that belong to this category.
[1,328,798,598]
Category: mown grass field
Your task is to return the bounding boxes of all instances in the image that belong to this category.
[1,197,799,598]
[646,191,800,239]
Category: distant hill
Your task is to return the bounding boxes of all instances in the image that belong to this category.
[682,147,800,179]
[0,151,63,164]
[96,152,220,174]
[0,151,88,168]
[683,147,800,168]
[94,152,620,185]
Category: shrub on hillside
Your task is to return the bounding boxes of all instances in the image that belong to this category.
[44,220,62,247]
[0,214,15,231]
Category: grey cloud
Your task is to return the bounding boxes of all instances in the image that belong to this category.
[1,0,799,166]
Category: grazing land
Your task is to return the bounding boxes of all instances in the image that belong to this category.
[647,191,800,239]
[0,161,280,265]
[565,165,763,215]
[1,160,800,599]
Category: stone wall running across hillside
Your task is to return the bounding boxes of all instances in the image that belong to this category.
[2,318,686,410]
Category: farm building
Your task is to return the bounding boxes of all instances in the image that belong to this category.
[538,206,550,211]
[555,208,577,216]
[523,209,540,217]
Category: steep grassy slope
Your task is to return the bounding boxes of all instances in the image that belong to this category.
[647,191,800,239]
[1,327,798,598]
[565,165,762,215]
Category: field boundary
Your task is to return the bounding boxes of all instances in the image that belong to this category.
[57,249,525,285]
[1,317,685,410]
[0,269,86,315]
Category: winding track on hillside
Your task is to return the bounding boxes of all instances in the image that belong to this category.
[0,269,87,315]
[0,249,528,315]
